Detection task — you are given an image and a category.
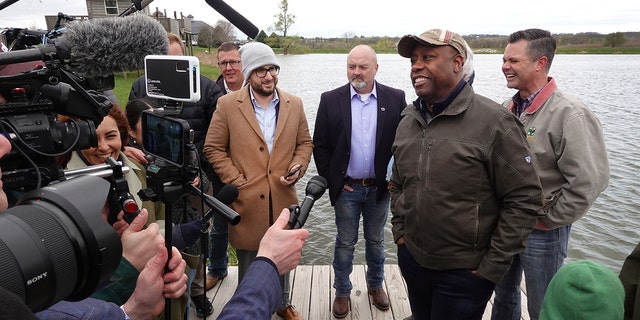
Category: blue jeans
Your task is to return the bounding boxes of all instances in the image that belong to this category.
[397,244,495,320]
[207,212,229,278]
[492,225,571,320]
[184,267,196,320]
[333,184,389,297]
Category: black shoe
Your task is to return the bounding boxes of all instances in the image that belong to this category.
[191,294,213,318]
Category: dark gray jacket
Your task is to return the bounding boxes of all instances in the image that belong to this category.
[390,83,543,283]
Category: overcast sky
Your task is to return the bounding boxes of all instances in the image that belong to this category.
[1,0,639,38]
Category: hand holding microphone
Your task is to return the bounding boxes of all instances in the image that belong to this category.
[288,176,327,230]
[258,208,310,275]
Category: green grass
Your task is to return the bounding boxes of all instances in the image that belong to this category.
[556,47,640,54]
[113,71,140,107]
[228,246,238,266]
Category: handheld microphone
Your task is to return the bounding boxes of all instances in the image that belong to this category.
[0,14,168,78]
[190,183,241,225]
[288,176,327,229]
[205,0,259,39]
[216,183,239,206]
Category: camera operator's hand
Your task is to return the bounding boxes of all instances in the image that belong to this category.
[121,209,164,271]
[111,210,130,236]
[191,175,201,187]
[257,208,309,275]
[122,245,187,320]
[0,134,9,210]
[124,146,148,164]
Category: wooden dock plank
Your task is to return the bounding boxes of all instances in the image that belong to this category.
[310,265,332,319]
[208,266,237,319]
[290,266,313,319]
[384,264,411,320]
[348,265,369,319]
[191,265,528,319]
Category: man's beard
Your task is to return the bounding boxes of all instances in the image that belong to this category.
[253,85,274,97]
[253,79,277,97]
[351,79,367,91]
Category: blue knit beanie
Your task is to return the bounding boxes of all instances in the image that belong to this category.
[239,42,279,81]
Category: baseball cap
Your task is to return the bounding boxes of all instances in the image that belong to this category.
[397,29,467,61]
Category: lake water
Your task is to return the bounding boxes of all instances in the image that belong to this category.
[272,53,640,273]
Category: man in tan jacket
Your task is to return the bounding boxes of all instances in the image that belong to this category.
[204,42,313,320]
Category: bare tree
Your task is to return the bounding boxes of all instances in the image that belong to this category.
[342,31,357,49]
[213,20,237,43]
[198,25,216,51]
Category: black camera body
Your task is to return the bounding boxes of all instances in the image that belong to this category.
[0,67,111,192]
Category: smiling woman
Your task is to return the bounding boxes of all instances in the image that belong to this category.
[61,106,156,221]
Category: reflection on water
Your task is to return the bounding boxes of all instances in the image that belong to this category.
[274,54,640,272]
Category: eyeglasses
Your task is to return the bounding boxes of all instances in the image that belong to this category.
[254,66,280,78]
[217,60,241,68]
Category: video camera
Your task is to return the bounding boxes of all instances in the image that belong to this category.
[0,68,112,191]
[0,8,155,311]
[0,8,116,192]
[0,9,142,222]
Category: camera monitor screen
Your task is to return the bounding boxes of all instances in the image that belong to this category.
[144,55,200,102]
[141,111,190,166]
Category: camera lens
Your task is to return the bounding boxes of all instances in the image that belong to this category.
[51,119,98,151]
[0,176,122,312]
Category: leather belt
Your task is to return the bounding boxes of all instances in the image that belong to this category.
[345,177,376,186]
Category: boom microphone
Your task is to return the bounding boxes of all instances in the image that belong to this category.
[288,176,327,229]
[0,0,20,11]
[0,14,168,78]
[189,183,241,225]
[205,0,259,39]
[119,0,155,17]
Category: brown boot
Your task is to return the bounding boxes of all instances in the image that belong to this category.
[332,296,349,319]
[368,288,390,311]
[205,274,226,291]
[276,305,303,320]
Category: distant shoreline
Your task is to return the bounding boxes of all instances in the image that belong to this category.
[273,47,640,55]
